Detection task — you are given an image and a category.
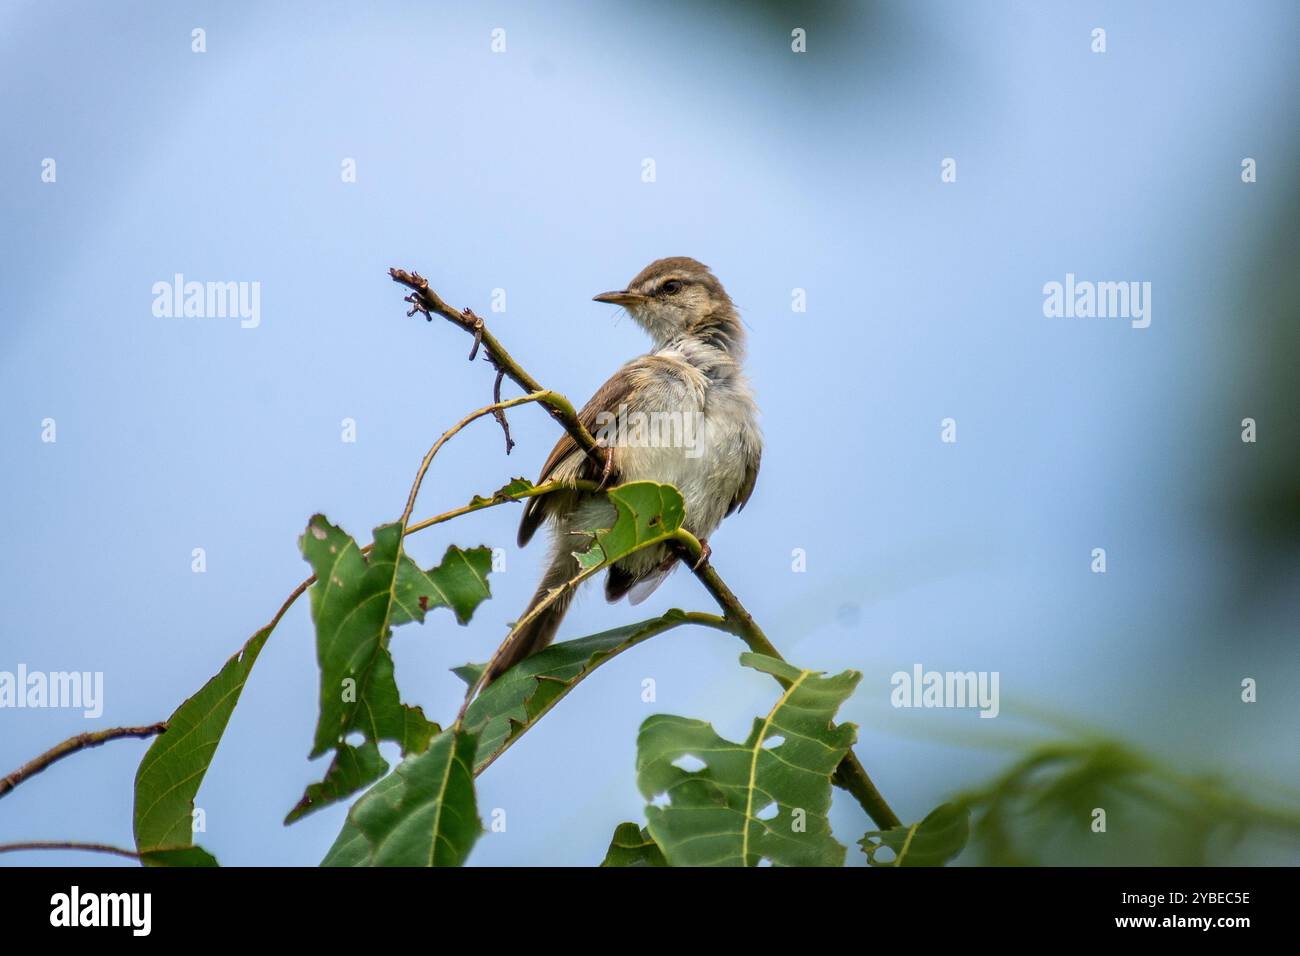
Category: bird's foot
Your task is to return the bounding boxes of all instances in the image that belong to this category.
[692,538,712,570]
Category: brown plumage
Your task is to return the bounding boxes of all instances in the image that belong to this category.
[484,258,762,684]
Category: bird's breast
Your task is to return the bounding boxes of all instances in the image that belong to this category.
[612,377,758,538]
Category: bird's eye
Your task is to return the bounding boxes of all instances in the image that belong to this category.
[661,279,683,296]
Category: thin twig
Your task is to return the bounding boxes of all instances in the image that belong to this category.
[358,393,558,734]
[391,268,609,472]
[399,392,550,527]
[0,841,141,860]
[0,724,167,800]
[403,477,601,538]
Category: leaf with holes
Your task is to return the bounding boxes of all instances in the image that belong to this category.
[291,517,487,824]
[392,544,492,627]
[860,802,970,866]
[301,517,408,756]
[320,729,482,867]
[574,482,685,571]
[636,653,860,867]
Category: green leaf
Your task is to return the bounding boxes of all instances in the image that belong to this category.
[452,661,486,689]
[323,612,715,866]
[463,611,698,772]
[636,653,860,867]
[134,625,271,854]
[600,822,667,867]
[575,482,685,571]
[321,729,482,867]
[300,517,407,757]
[302,521,490,755]
[284,741,389,825]
[399,706,439,756]
[294,518,487,823]
[391,544,492,627]
[318,813,371,867]
[140,845,220,867]
[860,803,971,867]
[469,477,534,507]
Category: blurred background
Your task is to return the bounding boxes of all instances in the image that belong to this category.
[1,0,1296,866]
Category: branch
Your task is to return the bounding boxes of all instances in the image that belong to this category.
[0,841,141,860]
[672,529,902,829]
[399,267,902,830]
[399,391,551,528]
[404,477,601,538]
[391,268,610,473]
[0,724,167,800]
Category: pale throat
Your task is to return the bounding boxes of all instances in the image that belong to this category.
[634,310,743,378]
[658,333,740,382]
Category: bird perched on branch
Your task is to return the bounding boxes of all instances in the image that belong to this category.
[484,257,761,683]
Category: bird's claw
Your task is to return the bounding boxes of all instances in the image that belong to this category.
[692,538,711,570]
[597,447,616,489]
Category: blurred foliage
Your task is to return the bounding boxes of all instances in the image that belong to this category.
[1230,179,1300,569]
[949,732,1300,866]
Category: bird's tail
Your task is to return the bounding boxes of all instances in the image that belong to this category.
[482,537,580,686]
[483,495,614,686]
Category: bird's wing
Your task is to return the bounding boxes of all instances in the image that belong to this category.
[516,368,636,547]
[726,443,761,517]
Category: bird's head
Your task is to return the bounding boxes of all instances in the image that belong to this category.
[593,257,742,354]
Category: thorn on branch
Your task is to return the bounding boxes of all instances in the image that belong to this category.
[464,309,485,362]
[391,265,613,476]
[491,368,515,455]
[404,293,431,320]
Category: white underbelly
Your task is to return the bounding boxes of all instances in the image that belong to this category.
[617,415,741,538]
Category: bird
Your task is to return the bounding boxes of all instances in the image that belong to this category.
[483,257,762,684]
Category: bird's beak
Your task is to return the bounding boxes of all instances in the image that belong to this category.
[593,290,645,306]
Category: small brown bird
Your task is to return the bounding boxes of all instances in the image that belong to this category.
[484,257,762,683]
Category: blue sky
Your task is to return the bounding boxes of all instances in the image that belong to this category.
[2,1,1297,866]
